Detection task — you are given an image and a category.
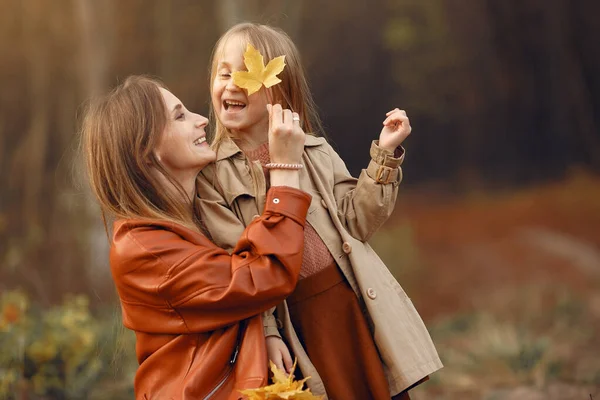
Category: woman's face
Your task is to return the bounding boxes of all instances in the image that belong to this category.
[154,88,216,175]
[211,37,270,135]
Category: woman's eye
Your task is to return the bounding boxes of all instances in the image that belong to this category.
[176,113,185,120]
[220,73,231,78]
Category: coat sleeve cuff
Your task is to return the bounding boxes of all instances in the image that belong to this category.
[370,140,405,167]
[366,141,405,184]
[264,187,312,226]
[263,312,282,338]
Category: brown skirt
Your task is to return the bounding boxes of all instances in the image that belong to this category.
[287,262,419,400]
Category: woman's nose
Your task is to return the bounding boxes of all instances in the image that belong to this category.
[194,115,208,128]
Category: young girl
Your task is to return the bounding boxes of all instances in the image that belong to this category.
[196,23,442,400]
[81,75,312,399]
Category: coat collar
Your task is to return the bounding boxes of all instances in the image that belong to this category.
[215,134,326,162]
[304,134,327,147]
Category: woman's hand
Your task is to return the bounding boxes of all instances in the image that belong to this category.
[379,108,411,151]
[266,336,294,373]
[267,104,306,164]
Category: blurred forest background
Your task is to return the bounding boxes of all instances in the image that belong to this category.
[1,0,599,399]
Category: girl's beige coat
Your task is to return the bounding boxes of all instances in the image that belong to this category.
[196,136,442,397]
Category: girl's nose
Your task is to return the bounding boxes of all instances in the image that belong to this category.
[225,79,239,91]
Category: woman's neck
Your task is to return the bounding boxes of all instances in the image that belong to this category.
[177,171,198,204]
[154,168,198,209]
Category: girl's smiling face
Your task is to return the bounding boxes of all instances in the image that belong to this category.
[211,37,270,139]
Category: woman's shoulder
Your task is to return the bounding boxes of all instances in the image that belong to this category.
[110,219,211,268]
[113,218,181,237]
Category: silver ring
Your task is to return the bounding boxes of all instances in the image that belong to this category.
[292,116,300,122]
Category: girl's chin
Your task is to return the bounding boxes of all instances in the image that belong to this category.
[222,121,249,132]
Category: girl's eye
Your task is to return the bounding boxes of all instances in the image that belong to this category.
[220,73,231,78]
[176,113,185,120]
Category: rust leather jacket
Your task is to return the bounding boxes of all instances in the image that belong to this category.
[109,187,311,400]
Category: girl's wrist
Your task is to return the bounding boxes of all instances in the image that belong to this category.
[265,162,303,170]
[378,140,400,152]
[270,169,300,188]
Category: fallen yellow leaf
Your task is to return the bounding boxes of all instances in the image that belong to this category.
[232,44,286,96]
[239,359,322,400]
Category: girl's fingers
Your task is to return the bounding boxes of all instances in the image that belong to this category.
[282,109,293,127]
[271,104,283,127]
[266,104,272,124]
[273,357,285,372]
[383,115,409,126]
[386,108,406,117]
[292,112,301,128]
[383,115,398,126]
[282,349,294,373]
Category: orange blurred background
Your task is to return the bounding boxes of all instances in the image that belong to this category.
[1,1,599,398]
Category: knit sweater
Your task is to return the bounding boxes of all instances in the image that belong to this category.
[245,142,336,278]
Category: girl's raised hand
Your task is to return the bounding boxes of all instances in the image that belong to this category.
[267,104,306,164]
[379,108,411,151]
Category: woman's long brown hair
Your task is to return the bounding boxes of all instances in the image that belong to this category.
[80,75,200,234]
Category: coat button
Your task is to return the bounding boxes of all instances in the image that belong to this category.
[366,288,377,300]
[342,241,352,254]
[273,198,280,204]
[321,199,328,209]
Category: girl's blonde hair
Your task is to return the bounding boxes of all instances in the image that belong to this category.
[209,22,325,148]
[80,75,200,233]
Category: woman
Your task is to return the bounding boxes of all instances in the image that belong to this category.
[80,75,310,400]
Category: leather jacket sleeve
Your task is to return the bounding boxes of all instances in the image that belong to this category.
[110,186,310,334]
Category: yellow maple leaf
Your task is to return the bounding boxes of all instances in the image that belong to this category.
[232,43,286,96]
[239,360,323,400]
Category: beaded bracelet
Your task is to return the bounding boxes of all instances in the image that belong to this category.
[264,163,304,170]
